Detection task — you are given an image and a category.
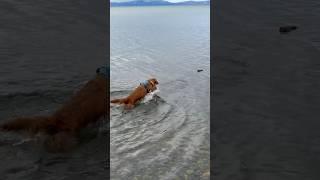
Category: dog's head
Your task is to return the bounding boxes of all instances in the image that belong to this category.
[147,78,159,92]
[148,78,159,86]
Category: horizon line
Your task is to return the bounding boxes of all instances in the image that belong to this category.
[111,0,209,3]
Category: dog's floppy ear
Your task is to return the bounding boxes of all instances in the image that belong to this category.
[149,78,158,85]
[149,80,155,86]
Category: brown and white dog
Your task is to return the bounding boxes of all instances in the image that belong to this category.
[0,73,108,152]
[111,78,159,109]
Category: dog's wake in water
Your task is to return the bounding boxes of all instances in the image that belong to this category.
[142,89,160,103]
[110,87,209,179]
[0,75,109,179]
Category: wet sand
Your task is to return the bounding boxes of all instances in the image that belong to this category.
[0,1,108,179]
[213,0,320,179]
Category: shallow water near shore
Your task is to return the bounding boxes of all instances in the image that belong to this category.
[0,73,108,180]
[111,6,210,179]
[0,0,108,179]
[213,0,320,179]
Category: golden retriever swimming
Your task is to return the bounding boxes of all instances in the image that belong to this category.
[111,78,158,109]
[0,68,108,152]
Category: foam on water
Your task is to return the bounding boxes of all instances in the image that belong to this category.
[142,89,160,103]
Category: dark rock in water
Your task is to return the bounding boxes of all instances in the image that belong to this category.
[197,69,203,72]
[279,25,298,34]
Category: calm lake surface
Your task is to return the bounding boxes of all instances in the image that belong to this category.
[111,6,210,179]
[0,1,107,179]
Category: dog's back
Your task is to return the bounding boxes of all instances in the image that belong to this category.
[0,75,107,135]
[110,78,159,108]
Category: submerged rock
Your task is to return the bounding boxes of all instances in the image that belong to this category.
[279,25,298,34]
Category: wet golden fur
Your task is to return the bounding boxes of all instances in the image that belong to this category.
[110,78,159,109]
[0,75,108,152]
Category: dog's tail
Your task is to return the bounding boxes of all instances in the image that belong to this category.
[111,98,127,104]
[0,116,50,134]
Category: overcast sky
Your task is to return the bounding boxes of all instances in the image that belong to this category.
[111,0,208,3]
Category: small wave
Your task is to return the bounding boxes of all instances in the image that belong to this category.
[142,89,160,103]
[110,90,131,97]
[110,91,192,179]
[0,89,72,99]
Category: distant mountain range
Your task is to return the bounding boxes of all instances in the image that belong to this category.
[111,0,210,7]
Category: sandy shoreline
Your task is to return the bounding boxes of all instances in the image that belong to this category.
[213,0,320,179]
